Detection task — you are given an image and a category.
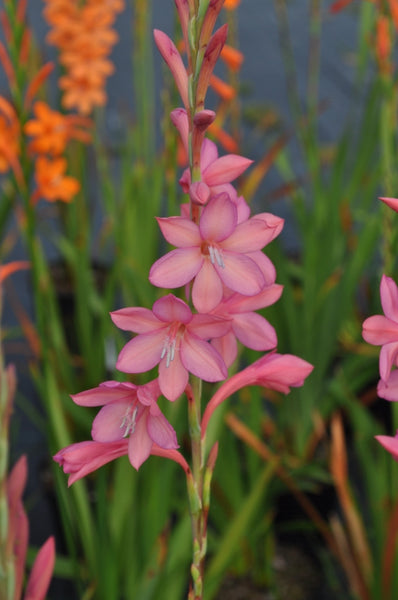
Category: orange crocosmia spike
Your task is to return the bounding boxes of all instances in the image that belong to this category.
[223,0,240,9]
[0,97,20,175]
[376,15,392,74]
[220,44,244,71]
[209,74,236,101]
[33,156,80,203]
[0,41,15,87]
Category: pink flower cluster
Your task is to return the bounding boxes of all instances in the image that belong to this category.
[362,197,398,459]
[54,0,313,484]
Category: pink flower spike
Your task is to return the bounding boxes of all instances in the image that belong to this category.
[201,352,313,437]
[154,29,189,110]
[24,536,55,600]
[112,295,229,400]
[375,430,398,460]
[54,440,129,485]
[362,275,398,380]
[380,197,398,213]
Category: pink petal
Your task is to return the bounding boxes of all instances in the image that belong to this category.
[116,330,165,373]
[181,332,227,381]
[217,251,265,296]
[24,537,55,600]
[72,381,136,407]
[379,343,398,381]
[190,313,230,339]
[199,194,237,241]
[375,431,398,459]
[255,212,284,242]
[154,30,189,109]
[380,275,398,321]
[192,259,223,313]
[211,331,238,367]
[203,154,253,186]
[137,379,161,406]
[170,108,189,154]
[111,306,162,333]
[200,138,219,172]
[153,294,192,324]
[378,371,398,401]
[128,412,153,469]
[380,197,398,213]
[148,403,178,448]
[362,315,398,345]
[149,248,203,288]
[232,312,277,350]
[222,218,277,252]
[156,216,201,247]
[91,399,131,441]
[224,284,283,313]
[159,349,188,401]
[247,251,276,285]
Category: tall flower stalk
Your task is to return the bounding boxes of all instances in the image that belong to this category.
[55,2,313,597]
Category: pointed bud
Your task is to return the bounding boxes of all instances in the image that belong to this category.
[189,181,210,205]
[154,29,189,110]
[193,109,216,130]
[199,0,225,48]
[196,24,228,110]
[171,108,189,155]
[380,196,398,213]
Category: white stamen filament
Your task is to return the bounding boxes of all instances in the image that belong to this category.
[120,405,138,437]
[160,335,170,359]
[208,244,225,268]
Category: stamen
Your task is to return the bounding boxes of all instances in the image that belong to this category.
[161,335,169,359]
[209,245,216,265]
[120,405,138,437]
[214,247,225,268]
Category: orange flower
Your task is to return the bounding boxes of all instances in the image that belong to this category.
[220,44,244,71]
[209,74,236,101]
[0,96,20,175]
[223,0,240,9]
[59,72,107,115]
[24,101,92,155]
[33,156,80,203]
[208,121,238,153]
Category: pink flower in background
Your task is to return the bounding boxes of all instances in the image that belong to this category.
[7,456,55,600]
[380,197,398,213]
[149,194,280,313]
[71,379,178,469]
[111,294,229,400]
[362,274,398,381]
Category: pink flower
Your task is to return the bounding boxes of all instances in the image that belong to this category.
[54,439,190,484]
[210,284,283,366]
[71,379,178,469]
[362,274,398,381]
[7,456,55,600]
[111,294,229,400]
[149,194,280,313]
[201,352,314,436]
[54,440,129,485]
